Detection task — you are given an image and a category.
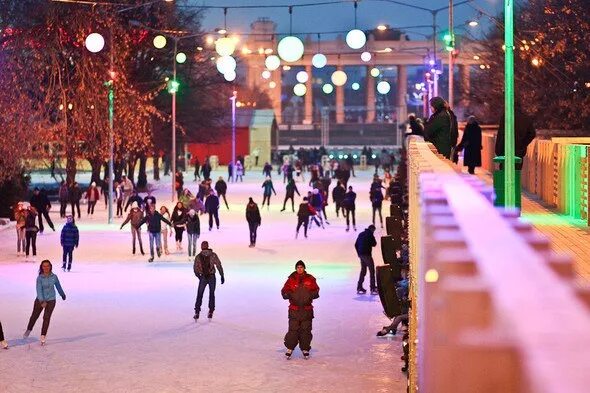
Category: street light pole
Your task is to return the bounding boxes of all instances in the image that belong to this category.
[448,0,454,107]
[171,38,178,202]
[504,0,516,207]
[230,91,237,183]
[107,27,114,224]
[431,12,439,97]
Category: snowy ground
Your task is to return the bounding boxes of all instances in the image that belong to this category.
[0,168,406,393]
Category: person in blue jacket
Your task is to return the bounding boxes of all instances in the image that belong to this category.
[261,177,276,208]
[60,215,79,272]
[24,260,66,345]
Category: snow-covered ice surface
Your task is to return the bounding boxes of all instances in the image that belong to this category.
[0,168,405,393]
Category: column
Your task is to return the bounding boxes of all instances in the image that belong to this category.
[303,64,313,125]
[366,66,375,123]
[335,65,345,124]
[397,64,408,121]
[459,64,471,108]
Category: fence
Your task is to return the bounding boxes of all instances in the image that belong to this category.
[407,137,590,392]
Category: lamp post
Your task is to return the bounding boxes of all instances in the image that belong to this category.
[504,0,516,207]
[230,91,237,182]
[448,0,454,107]
[171,38,178,202]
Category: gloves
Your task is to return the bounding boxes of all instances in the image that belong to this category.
[62,294,66,301]
[221,276,225,285]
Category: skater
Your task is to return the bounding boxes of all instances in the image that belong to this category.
[60,215,79,272]
[193,156,201,181]
[14,202,27,256]
[0,321,7,349]
[281,178,300,212]
[175,170,184,199]
[215,176,230,210]
[120,202,145,255]
[68,181,82,219]
[124,190,143,212]
[370,180,384,228]
[205,190,220,231]
[159,206,171,255]
[261,177,276,208]
[253,147,260,166]
[171,201,187,251]
[137,204,172,262]
[227,161,234,182]
[245,197,261,247]
[24,260,66,345]
[25,206,39,259]
[263,162,273,178]
[295,197,311,239]
[193,241,225,320]
[343,186,357,232]
[58,181,69,218]
[281,260,320,359]
[85,182,100,216]
[201,157,212,180]
[332,181,345,218]
[114,181,124,217]
[30,187,55,233]
[235,160,244,182]
[310,189,328,227]
[143,190,156,210]
[355,225,378,295]
[179,188,193,209]
[186,209,201,258]
[120,175,134,208]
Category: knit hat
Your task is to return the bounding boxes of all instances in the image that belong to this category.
[188,209,196,216]
[295,260,306,269]
[131,202,138,209]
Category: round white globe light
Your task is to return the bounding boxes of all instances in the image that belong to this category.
[176,52,187,64]
[312,53,327,68]
[361,51,372,62]
[331,70,348,87]
[370,67,380,77]
[265,55,281,71]
[322,84,334,94]
[153,35,167,49]
[216,55,236,74]
[215,37,236,56]
[352,82,360,91]
[85,33,105,53]
[277,36,304,63]
[296,71,309,83]
[346,29,367,50]
[269,81,277,89]
[377,80,391,94]
[293,83,307,96]
[224,70,236,81]
[261,70,271,79]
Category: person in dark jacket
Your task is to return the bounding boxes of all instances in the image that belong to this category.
[68,182,82,219]
[120,203,145,255]
[408,114,425,137]
[281,178,300,212]
[342,186,357,232]
[494,102,536,170]
[332,181,346,218]
[124,190,143,212]
[175,170,184,199]
[215,177,229,210]
[205,190,220,231]
[58,181,69,218]
[137,204,172,262]
[185,209,200,259]
[245,197,261,247]
[456,115,483,174]
[370,179,385,228]
[193,241,225,320]
[30,188,55,233]
[295,197,311,239]
[262,162,273,178]
[227,162,234,182]
[60,215,79,272]
[24,206,39,258]
[143,191,156,210]
[281,260,320,359]
[171,202,187,251]
[355,225,377,294]
[424,96,459,159]
[201,157,212,180]
[261,177,276,208]
[193,156,201,182]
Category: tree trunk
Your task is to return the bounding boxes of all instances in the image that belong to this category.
[114,160,124,182]
[153,155,160,181]
[137,155,148,190]
[90,159,102,185]
[127,157,137,184]
[66,151,77,185]
[103,161,110,180]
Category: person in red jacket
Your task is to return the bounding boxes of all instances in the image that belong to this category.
[281,260,320,359]
[85,182,100,216]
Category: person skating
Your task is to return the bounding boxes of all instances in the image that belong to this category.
[186,209,201,259]
[193,156,201,182]
[310,189,328,227]
[24,206,39,259]
[23,260,66,346]
[355,225,378,295]
[159,206,172,255]
[60,215,79,272]
[262,162,273,179]
[332,181,345,218]
[193,241,225,320]
[179,188,193,209]
[205,190,220,230]
[215,176,230,210]
[171,202,187,251]
[281,260,320,359]
[30,187,55,233]
[370,179,385,228]
[343,186,357,232]
[261,177,276,209]
[85,182,100,216]
[58,181,69,218]
[120,203,145,255]
[1,321,7,349]
[281,178,300,212]
[114,181,124,217]
[253,147,260,167]
[124,190,143,212]
[14,202,27,257]
[120,175,134,208]
[175,170,184,199]
[295,197,311,239]
[235,160,244,182]
[245,197,261,247]
[227,161,234,182]
[201,157,212,180]
[137,204,172,262]
[143,191,157,210]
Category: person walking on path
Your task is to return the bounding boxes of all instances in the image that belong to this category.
[332,181,346,218]
[85,182,100,216]
[235,160,244,182]
[60,215,79,272]
[1,321,7,349]
[171,202,187,251]
[137,204,172,263]
[281,260,320,359]
[215,177,230,210]
[58,181,69,218]
[120,203,145,255]
[193,241,225,320]
[186,209,201,259]
[245,197,261,247]
[205,190,221,231]
[25,206,39,259]
[159,206,171,255]
[261,177,276,209]
[14,202,27,257]
[281,178,300,212]
[30,187,55,233]
[456,115,483,175]
[23,260,66,346]
[295,197,311,239]
[355,225,378,295]
[343,186,357,232]
[424,96,459,159]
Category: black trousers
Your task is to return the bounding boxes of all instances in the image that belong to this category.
[59,201,68,218]
[27,299,56,336]
[70,201,81,218]
[25,231,37,256]
[248,222,258,245]
[284,309,314,351]
[0,321,4,341]
[262,194,272,206]
[174,227,185,242]
[62,246,74,269]
[195,275,216,312]
[296,217,309,237]
[87,201,97,215]
[345,208,356,228]
[208,211,220,229]
[37,210,54,232]
[282,195,295,211]
[116,199,123,216]
[358,255,376,291]
[372,206,383,225]
[220,193,229,209]
[335,202,342,217]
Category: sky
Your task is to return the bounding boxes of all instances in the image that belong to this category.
[191,0,502,41]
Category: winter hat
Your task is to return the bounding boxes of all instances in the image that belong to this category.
[295,260,306,269]
[66,215,74,223]
[188,209,196,216]
[368,225,376,231]
[131,202,138,209]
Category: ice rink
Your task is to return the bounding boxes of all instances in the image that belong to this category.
[0,168,405,392]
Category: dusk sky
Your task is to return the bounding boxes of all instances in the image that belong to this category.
[193,0,502,41]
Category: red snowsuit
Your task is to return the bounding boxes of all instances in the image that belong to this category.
[281,272,320,351]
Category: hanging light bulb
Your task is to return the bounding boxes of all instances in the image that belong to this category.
[153,35,167,49]
[176,52,187,64]
[265,55,281,71]
[361,51,371,62]
[331,70,348,86]
[377,81,391,94]
[312,53,327,69]
[261,70,271,79]
[352,82,360,91]
[224,70,236,81]
[346,29,366,50]
[322,84,334,94]
[293,83,307,96]
[296,71,309,83]
[269,81,277,89]
[370,67,380,77]
[215,37,236,56]
[85,33,105,53]
[216,55,237,74]
[277,36,304,63]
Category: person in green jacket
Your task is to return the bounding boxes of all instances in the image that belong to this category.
[424,96,458,159]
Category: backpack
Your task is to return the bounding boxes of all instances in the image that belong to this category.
[201,254,212,277]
